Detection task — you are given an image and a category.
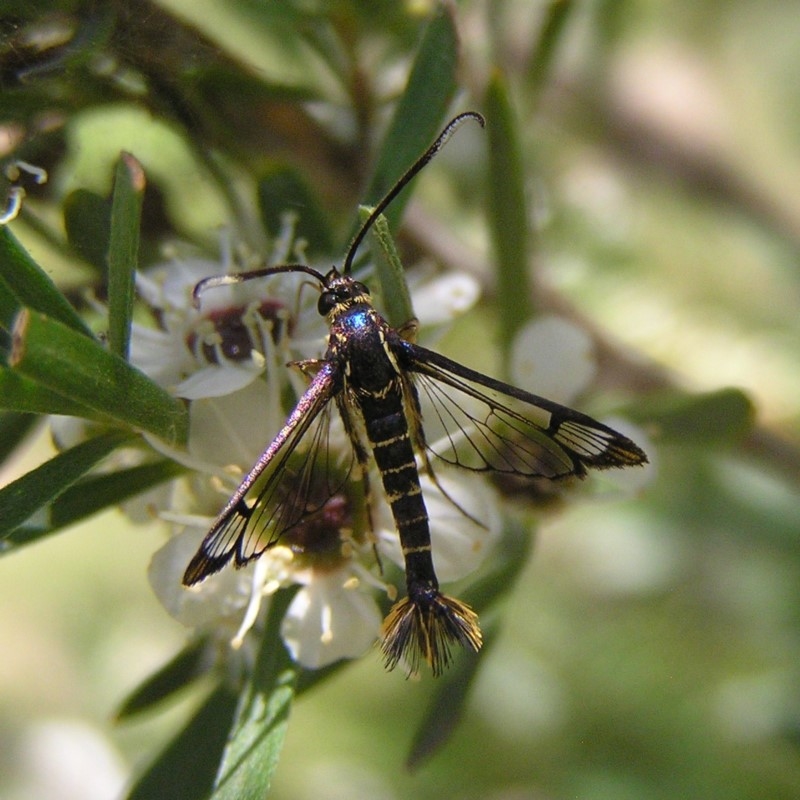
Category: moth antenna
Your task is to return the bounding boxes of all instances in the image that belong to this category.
[192,264,327,308]
[342,111,485,274]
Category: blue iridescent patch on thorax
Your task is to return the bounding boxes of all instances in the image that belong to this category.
[343,307,372,332]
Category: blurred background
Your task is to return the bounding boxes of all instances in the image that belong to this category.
[1,1,800,798]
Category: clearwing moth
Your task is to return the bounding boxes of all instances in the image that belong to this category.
[183,112,648,675]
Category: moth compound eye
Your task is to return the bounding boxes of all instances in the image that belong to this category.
[353,281,370,297]
[318,290,336,315]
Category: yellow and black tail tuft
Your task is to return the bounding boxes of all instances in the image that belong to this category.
[380,590,482,676]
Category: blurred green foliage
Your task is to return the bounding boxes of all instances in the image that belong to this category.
[1,1,799,799]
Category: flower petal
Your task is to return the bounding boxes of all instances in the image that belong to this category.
[425,471,502,581]
[129,324,193,389]
[411,272,481,326]
[175,363,261,400]
[511,316,596,404]
[281,571,382,669]
[148,527,249,628]
[187,380,283,469]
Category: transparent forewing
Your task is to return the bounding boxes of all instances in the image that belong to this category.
[183,363,354,584]
[398,341,648,480]
[239,402,355,558]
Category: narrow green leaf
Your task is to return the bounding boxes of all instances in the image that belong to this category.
[258,165,333,257]
[366,211,415,328]
[0,226,93,337]
[0,267,20,335]
[0,430,131,538]
[360,5,459,230]
[211,589,300,800]
[3,458,187,552]
[63,188,112,272]
[461,517,533,614]
[527,0,577,97]
[294,659,349,696]
[46,458,186,531]
[117,640,210,720]
[407,518,533,767]
[0,367,106,419]
[0,410,39,467]
[107,152,145,359]
[630,387,755,445]
[406,621,500,771]
[127,686,239,800]
[485,71,532,368]
[10,309,188,445]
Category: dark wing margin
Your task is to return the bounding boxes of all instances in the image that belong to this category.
[394,339,648,481]
[183,362,345,585]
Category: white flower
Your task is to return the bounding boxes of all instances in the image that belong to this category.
[149,524,253,630]
[510,314,656,496]
[281,569,383,668]
[147,491,389,669]
[133,251,320,400]
[510,315,596,404]
[186,380,284,471]
[409,271,481,327]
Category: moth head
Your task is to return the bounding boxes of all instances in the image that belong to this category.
[317,271,371,316]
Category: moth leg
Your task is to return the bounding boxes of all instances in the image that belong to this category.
[397,318,419,343]
[361,465,385,574]
[336,395,384,573]
[287,357,326,378]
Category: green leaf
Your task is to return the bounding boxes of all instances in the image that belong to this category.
[257,164,333,257]
[406,620,500,771]
[359,5,459,230]
[210,589,300,800]
[463,517,534,614]
[366,211,415,328]
[527,0,577,97]
[0,267,20,337]
[631,387,755,445]
[127,685,239,800]
[0,430,131,538]
[63,188,112,272]
[0,226,93,337]
[117,639,210,720]
[0,367,106,419]
[294,659,349,696]
[4,458,187,552]
[0,410,39,467]
[10,309,188,445]
[407,518,533,767]
[485,71,532,368]
[107,152,145,360]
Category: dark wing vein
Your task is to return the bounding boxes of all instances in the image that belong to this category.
[183,362,350,584]
[397,340,648,481]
